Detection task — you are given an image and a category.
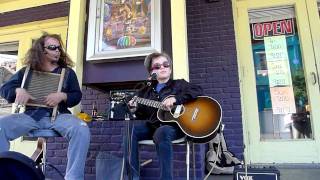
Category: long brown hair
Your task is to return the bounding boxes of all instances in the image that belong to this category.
[23,32,74,70]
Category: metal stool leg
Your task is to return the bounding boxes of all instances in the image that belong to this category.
[186,141,190,180]
[28,130,62,178]
[192,142,196,180]
[41,138,47,174]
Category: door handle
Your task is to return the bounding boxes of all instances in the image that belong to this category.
[311,72,317,85]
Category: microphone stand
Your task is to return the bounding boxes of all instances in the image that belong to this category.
[122,75,156,179]
[122,97,137,180]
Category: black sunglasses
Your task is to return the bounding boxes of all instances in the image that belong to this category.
[151,61,170,71]
[44,45,61,51]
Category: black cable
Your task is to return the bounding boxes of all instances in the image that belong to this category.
[46,163,64,179]
[122,100,134,180]
[126,119,132,180]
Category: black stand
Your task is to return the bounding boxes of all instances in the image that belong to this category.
[122,101,136,180]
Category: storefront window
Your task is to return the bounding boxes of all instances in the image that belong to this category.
[318,0,320,16]
[249,7,312,140]
[0,42,18,115]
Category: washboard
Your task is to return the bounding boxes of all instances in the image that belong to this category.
[17,66,66,122]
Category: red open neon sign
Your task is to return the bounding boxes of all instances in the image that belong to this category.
[252,18,295,40]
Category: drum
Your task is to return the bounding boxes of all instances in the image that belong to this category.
[0,151,44,180]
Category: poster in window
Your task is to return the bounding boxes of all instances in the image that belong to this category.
[87,0,161,61]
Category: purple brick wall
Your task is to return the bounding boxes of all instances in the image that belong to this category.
[46,121,206,179]
[81,86,109,116]
[186,0,244,158]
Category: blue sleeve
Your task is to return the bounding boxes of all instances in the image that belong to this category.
[0,67,25,103]
[62,68,82,107]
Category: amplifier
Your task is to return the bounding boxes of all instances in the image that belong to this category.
[233,166,280,180]
[108,90,136,120]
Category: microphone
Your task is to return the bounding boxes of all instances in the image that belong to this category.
[147,72,157,86]
[150,72,157,80]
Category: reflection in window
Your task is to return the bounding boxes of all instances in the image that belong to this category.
[0,42,18,115]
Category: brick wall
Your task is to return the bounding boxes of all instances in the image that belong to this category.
[46,121,206,179]
[186,0,244,157]
[81,86,109,117]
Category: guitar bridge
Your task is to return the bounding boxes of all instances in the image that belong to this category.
[173,105,183,118]
[191,108,199,121]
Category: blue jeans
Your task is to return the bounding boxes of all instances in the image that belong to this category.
[0,113,90,180]
[130,123,184,180]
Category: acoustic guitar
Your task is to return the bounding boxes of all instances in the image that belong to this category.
[131,95,222,143]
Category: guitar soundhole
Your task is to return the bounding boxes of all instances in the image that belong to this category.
[170,107,176,114]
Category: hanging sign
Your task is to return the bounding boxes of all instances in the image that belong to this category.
[252,18,295,40]
[264,35,292,87]
[264,35,296,114]
[270,87,296,114]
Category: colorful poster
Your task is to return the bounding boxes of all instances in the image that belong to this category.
[100,0,152,50]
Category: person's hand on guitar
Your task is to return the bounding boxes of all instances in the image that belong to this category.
[15,88,35,106]
[44,92,67,107]
[162,96,176,111]
[128,98,138,112]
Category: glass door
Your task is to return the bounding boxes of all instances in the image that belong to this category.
[251,7,311,140]
[235,0,320,163]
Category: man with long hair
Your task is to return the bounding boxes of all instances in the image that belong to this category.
[0,33,90,180]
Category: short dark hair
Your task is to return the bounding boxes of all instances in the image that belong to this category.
[144,52,172,73]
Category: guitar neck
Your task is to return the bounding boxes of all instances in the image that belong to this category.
[134,97,166,110]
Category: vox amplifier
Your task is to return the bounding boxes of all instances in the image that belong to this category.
[233,165,280,180]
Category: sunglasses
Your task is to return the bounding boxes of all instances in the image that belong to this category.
[151,61,170,71]
[44,45,61,51]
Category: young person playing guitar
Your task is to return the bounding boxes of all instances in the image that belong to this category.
[128,52,203,180]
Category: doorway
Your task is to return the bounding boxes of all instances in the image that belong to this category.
[234,0,320,163]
